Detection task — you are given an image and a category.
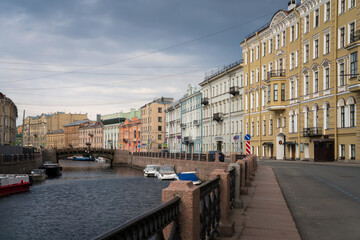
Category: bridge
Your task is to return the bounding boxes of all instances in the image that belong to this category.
[54,148,115,165]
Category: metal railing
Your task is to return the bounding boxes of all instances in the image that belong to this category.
[93,197,181,240]
[213,113,223,122]
[200,176,220,240]
[230,86,239,96]
[204,60,243,81]
[268,69,286,78]
[228,167,236,210]
[303,127,322,137]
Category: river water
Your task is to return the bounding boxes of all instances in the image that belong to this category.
[0,160,170,240]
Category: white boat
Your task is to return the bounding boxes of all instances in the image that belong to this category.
[95,157,106,163]
[143,165,159,177]
[156,166,178,180]
[29,169,47,182]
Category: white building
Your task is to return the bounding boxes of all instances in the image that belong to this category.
[166,101,181,153]
[199,61,245,155]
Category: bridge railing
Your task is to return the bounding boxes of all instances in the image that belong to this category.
[93,197,181,240]
[135,151,225,162]
[0,154,36,164]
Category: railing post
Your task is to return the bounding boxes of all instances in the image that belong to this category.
[206,153,209,162]
[236,160,248,195]
[162,181,200,239]
[210,169,234,237]
[228,163,243,209]
[215,152,220,162]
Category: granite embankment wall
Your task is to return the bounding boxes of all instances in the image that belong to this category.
[113,150,229,181]
[0,154,43,174]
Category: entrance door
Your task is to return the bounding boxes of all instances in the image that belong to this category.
[291,145,296,159]
[276,134,285,160]
[304,144,310,159]
[217,141,222,152]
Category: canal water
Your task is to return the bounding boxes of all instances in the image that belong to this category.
[0,160,170,240]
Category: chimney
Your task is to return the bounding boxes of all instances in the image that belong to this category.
[96,114,101,123]
[288,0,296,11]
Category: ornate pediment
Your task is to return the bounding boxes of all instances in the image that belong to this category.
[270,10,288,29]
[301,67,309,75]
[321,59,331,67]
[311,64,319,71]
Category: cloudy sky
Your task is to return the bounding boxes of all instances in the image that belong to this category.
[0,0,289,125]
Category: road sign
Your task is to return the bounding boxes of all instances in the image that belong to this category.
[246,141,251,155]
[233,135,239,140]
[279,140,283,145]
[244,134,251,141]
[148,139,150,142]
[177,135,182,140]
[138,145,141,148]
[164,143,168,147]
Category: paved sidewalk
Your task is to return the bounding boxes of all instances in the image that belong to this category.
[223,164,301,240]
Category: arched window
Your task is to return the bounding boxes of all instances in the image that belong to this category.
[337,99,346,128]
[303,106,309,128]
[346,97,356,127]
[289,110,295,133]
[322,102,330,130]
[312,104,319,128]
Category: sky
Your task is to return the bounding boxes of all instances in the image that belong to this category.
[0,0,290,126]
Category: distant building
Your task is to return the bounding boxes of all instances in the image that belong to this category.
[119,117,141,152]
[166,101,181,153]
[79,122,103,149]
[102,108,141,121]
[64,119,92,148]
[0,92,18,145]
[140,97,174,152]
[47,130,65,149]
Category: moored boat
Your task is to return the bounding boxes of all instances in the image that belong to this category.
[0,174,31,197]
[40,162,62,178]
[29,169,47,182]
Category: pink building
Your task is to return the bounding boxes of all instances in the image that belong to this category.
[79,122,103,149]
[119,117,141,152]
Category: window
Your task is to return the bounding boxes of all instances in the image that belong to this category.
[349,22,355,43]
[158,126,162,131]
[339,63,345,86]
[314,71,319,92]
[325,67,330,90]
[262,42,266,57]
[263,120,266,136]
[269,119,273,135]
[251,49,254,62]
[340,0,345,13]
[305,15,310,33]
[273,84,278,101]
[282,117,286,128]
[305,75,309,95]
[257,121,259,136]
[158,117,162,122]
[158,107,162,113]
[251,122,254,136]
[325,104,330,129]
[325,2,330,21]
[350,104,355,127]
[339,27,345,48]
[314,9,319,28]
[350,144,355,159]
[324,33,330,54]
[349,0,355,8]
[262,65,266,80]
[340,144,345,159]
[291,25,295,42]
[314,39,319,59]
[282,31,286,46]
[281,83,285,101]
[158,144,162,149]
[269,39,273,53]
[256,68,260,82]
[305,44,309,63]
[256,46,260,60]
[267,85,271,102]
[290,52,295,69]
[276,34,280,49]
[341,106,345,128]
[290,80,294,99]
[350,52,358,78]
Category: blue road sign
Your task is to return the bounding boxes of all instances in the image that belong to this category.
[244,134,251,141]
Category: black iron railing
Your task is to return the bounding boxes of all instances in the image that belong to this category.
[229,167,236,210]
[200,176,220,240]
[303,127,322,137]
[213,113,223,122]
[93,197,181,240]
[193,154,199,161]
[230,86,239,96]
[201,98,209,106]
[200,154,207,161]
[204,60,243,81]
[268,69,286,78]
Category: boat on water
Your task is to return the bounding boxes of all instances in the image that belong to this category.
[0,174,31,197]
[156,166,178,180]
[71,155,95,161]
[29,169,47,182]
[95,157,106,163]
[40,162,62,178]
[177,171,202,185]
[143,165,160,177]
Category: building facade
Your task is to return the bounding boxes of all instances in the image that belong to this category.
[47,112,88,133]
[140,97,174,152]
[47,130,65,149]
[102,117,125,149]
[179,85,203,153]
[240,0,359,161]
[79,122,103,149]
[64,119,91,148]
[0,92,18,145]
[119,117,141,152]
[199,61,245,155]
[166,101,181,153]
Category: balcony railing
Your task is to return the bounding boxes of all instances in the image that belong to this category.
[201,97,209,106]
[303,127,322,137]
[229,86,239,96]
[268,69,286,78]
[193,120,200,126]
[180,123,186,129]
[213,113,223,122]
[183,136,191,143]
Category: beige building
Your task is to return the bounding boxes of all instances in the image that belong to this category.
[79,122,103,149]
[0,92,18,145]
[23,112,87,150]
[47,130,65,149]
[141,97,174,152]
[64,119,92,148]
[240,0,359,161]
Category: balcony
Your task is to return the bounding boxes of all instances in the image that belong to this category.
[267,70,286,80]
[213,113,223,122]
[303,127,322,137]
[193,120,200,126]
[183,136,192,143]
[229,86,239,96]
[123,138,128,143]
[346,30,360,50]
[201,97,209,106]
[180,123,186,129]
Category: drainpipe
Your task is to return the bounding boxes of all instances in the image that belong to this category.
[294,7,301,160]
[227,71,232,157]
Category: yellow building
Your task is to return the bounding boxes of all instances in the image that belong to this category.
[0,92,18,145]
[240,0,359,161]
[140,97,174,152]
[47,130,65,149]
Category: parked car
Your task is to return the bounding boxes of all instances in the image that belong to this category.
[156,165,178,180]
[208,151,225,162]
[177,171,201,185]
[143,165,160,177]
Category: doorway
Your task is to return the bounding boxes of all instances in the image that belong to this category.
[217,141,222,152]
